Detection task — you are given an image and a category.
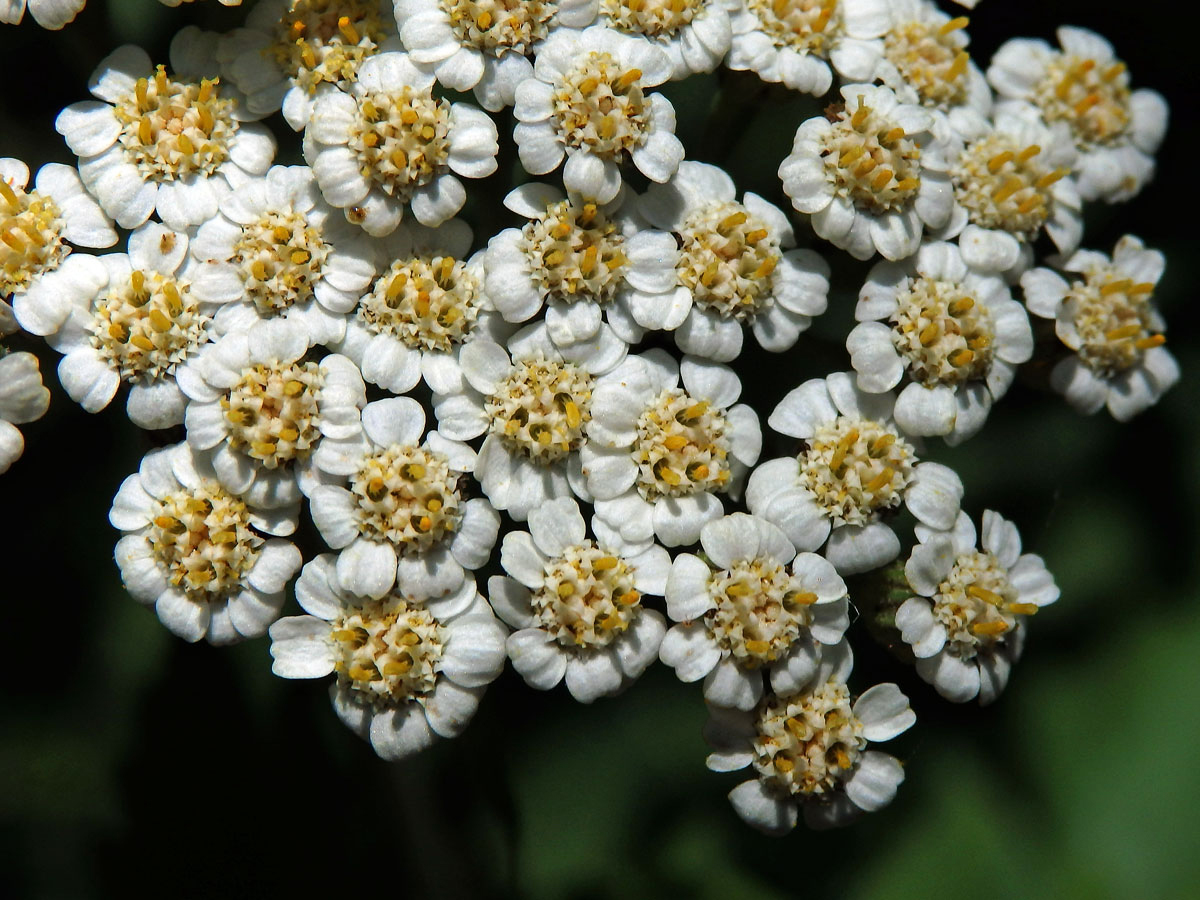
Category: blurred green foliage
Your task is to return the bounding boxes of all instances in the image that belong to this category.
[1,1,1197,898]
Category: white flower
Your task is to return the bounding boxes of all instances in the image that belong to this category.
[636,160,830,360]
[488,496,669,702]
[933,104,1082,276]
[583,350,762,549]
[44,222,215,430]
[896,509,1058,703]
[160,0,243,6]
[704,642,916,833]
[55,33,276,231]
[0,352,50,475]
[2,157,116,337]
[305,51,498,234]
[513,25,684,204]
[847,240,1032,444]
[751,371,962,575]
[874,0,992,134]
[189,164,376,348]
[725,0,889,96]
[599,0,731,80]
[181,317,366,513]
[219,0,401,131]
[432,322,629,520]
[484,181,674,347]
[334,217,510,393]
[1021,234,1178,421]
[987,26,1168,203]
[0,0,84,29]
[309,395,500,602]
[109,442,302,645]
[659,512,849,710]
[268,554,508,761]
[778,82,955,261]
[396,0,598,110]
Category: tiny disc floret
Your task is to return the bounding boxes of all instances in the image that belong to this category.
[553,51,651,157]
[0,180,66,295]
[1065,269,1162,376]
[271,0,390,92]
[633,388,731,500]
[955,135,1068,238]
[89,269,208,382]
[677,202,781,320]
[112,68,236,181]
[484,358,593,463]
[150,485,264,597]
[442,0,556,54]
[350,88,452,198]
[747,0,842,54]
[331,595,445,705]
[519,199,628,305]
[222,361,325,467]
[350,444,463,551]
[753,682,867,796]
[932,549,1033,658]
[234,211,331,314]
[820,99,922,214]
[532,541,642,649]
[359,255,481,351]
[602,0,699,38]
[883,15,971,109]
[890,278,994,386]
[707,558,818,667]
[799,417,915,526]
[1033,52,1131,148]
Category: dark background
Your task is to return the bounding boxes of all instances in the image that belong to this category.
[2,1,1197,897]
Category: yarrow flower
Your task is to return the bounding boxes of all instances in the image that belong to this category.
[56,34,276,231]
[513,25,684,204]
[484,182,674,347]
[309,395,500,601]
[659,512,849,710]
[489,496,669,702]
[599,0,732,80]
[335,217,507,393]
[1021,234,1178,421]
[181,317,366,514]
[725,0,888,96]
[395,0,598,110]
[305,50,499,233]
[189,164,376,347]
[583,350,761,548]
[703,643,916,833]
[935,105,1082,276]
[1,157,115,337]
[220,0,400,130]
[987,26,1168,203]
[0,351,50,474]
[45,222,213,431]
[751,372,962,574]
[269,554,508,761]
[895,509,1058,703]
[109,442,303,645]
[0,0,84,29]
[778,83,954,261]
[432,323,628,520]
[636,160,830,361]
[847,240,1032,443]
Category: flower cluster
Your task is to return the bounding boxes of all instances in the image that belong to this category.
[0,0,1174,837]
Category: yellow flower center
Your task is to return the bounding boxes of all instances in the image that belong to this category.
[332,595,444,705]
[753,682,866,796]
[271,0,390,93]
[359,255,481,351]
[485,358,593,463]
[0,180,67,295]
[890,276,995,387]
[519,199,628,306]
[532,541,642,649]
[553,51,651,158]
[222,361,325,468]
[633,388,731,500]
[799,417,915,526]
[150,485,263,598]
[820,97,922,213]
[350,445,463,551]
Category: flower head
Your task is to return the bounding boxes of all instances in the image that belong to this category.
[269,555,508,761]
[109,443,302,644]
[896,509,1059,703]
[600,0,731,80]
[489,496,669,702]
